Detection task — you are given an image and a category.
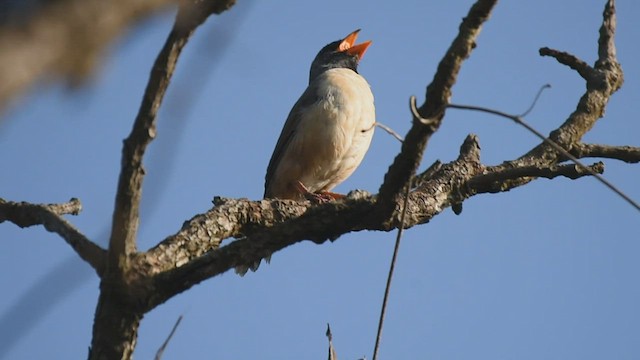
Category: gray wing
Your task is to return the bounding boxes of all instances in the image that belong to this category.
[264,83,320,198]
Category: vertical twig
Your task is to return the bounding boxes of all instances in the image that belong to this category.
[372,182,412,360]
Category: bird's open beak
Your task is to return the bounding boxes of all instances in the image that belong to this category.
[338,29,372,59]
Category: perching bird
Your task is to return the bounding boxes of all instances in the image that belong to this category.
[237,30,375,276]
[264,29,376,201]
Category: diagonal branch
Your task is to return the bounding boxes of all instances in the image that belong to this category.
[376,0,498,217]
[0,198,106,275]
[539,47,594,80]
[108,0,236,268]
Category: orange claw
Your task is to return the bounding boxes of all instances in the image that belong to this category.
[295,181,344,203]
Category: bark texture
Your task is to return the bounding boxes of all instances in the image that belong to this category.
[1,0,637,358]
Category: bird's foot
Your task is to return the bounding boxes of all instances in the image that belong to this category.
[295,181,344,203]
[311,191,345,203]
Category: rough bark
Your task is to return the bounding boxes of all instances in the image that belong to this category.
[92,0,237,358]
[1,1,637,359]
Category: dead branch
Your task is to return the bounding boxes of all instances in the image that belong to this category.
[0,198,106,275]
[570,143,640,163]
[3,1,635,359]
[90,1,236,359]
[137,2,632,311]
[468,162,605,194]
[376,0,498,217]
[107,0,236,269]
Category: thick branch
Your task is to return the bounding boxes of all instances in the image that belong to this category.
[141,197,311,274]
[139,0,632,303]
[377,0,497,216]
[136,0,629,315]
[143,136,483,308]
[570,143,640,163]
[0,198,106,275]
[90,291,142,360]
[108,0,236,268]
[91,2,236,359]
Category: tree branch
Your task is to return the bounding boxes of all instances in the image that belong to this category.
[141,136,482,308]
[547,0,622,148]
[2,0,633,359]
[539,47,594,80]
[447,101,640,211]
[108,0,236,269]
[90,2,237,359]
[129,0,630,316]
[468,162,605,194]
[483,0,624,187]
[376,0,497,217]
[570,143,640,163]
[596,0,618,69]
[0,198,106,275]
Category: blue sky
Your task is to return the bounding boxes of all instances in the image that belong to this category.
[1,0,639,359]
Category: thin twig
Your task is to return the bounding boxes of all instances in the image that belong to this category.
[374,122,404,142]
[373,181,412,360]
[518,84,551,117]
[447,103,640,212]
[410,95,437,126]
[155,315,183,360]
[539,48,595,80]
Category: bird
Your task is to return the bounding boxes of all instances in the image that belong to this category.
[264,29,376,201]
[237,30,375,276]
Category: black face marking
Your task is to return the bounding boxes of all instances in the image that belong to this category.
[308,40,360,83]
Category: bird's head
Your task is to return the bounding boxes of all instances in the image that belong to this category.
[309,29,372,83]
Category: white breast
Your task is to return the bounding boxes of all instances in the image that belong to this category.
[292,68,376,192]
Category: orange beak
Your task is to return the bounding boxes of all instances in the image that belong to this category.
[338,29,372,59]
